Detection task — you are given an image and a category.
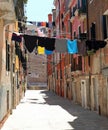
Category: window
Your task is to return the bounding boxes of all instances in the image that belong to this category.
[68,20,70,33]
[74,31,76,38]
[71,58,76,71]
[6,40,10,71]
[102,15,108,39]
[81,0,86,6]
[13,63,15,73]
[60,69,62,79]
[90,22,96,40]
[78,26,81,39]
[77,56,82,70]
[72,5,77,16]
[78,0,81,8]
[80,0,86,13]
[16,71,19,89]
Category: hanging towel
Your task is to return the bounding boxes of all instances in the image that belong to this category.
[37,22,41,27]
[38,36,55,51]
[45,49,53,55]
[27,21,36,25]
[11,32,22,43]
[86,40,107,55]
[38,46,45,54]
[41,22,46,27]
[67,39,78,54]
[55,38,68,53]
[48,22,52,28]
[77,40,87,56]
[23,35,38,53]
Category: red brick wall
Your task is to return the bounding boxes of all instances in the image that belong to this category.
[88,0,108,39]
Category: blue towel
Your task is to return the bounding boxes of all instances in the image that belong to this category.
[67,39,78,54]
[45,49,53,55]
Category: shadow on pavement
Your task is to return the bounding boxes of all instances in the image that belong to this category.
[40,89,108,130]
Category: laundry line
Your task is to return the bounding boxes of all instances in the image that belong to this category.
[5,29,108,57]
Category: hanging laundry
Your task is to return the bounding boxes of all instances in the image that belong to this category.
[15,42,26,70]
[86,40,107,55]
[37,22,42,27]
[23,35,38,53]
[45,49,53,55]
[27,21,36,25]
[67,39,78,54]
[48,22,52,28]
[38,46,45,54]
[41,22,46,27]
[77,40,87,56]
[11,32,22,43]
[46,22,49,27]
[20,53,27,71]
[55,38,68,53]
[52,21,55,27]
[38,36,55,51]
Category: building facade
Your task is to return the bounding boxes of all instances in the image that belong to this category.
[0,0,27,126]
[47,0,108,117]
[87,0,108,116]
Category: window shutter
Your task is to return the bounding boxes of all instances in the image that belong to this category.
[6,40,10,71]
[90,22,96,40]
[102,15,107,39]
[78,56,82,70]
[78,0,80,8]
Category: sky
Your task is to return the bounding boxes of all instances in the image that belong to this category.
[26,0,55,22]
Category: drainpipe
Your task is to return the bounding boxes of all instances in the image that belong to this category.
[70,7,72,40]
[58,0,62,95]
[86,0,91,110]
[58,0,60,37]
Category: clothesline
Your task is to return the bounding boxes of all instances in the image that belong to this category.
[12,20,88,39]
[11,32,107,56]
[5,29,88,40]
[5,29,107,56]
[6,30,107,72]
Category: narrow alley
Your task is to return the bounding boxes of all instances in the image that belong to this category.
[1,89,108,130]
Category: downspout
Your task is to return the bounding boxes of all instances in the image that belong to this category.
[58,0,60,37]
[58,0,62,95]
[70,7,72,40]
[86,0,91,109]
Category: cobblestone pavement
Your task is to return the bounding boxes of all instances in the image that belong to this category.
[1,89,108,130]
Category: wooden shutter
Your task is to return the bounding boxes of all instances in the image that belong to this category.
[102,15,107,39]
[90,22,96,40]
[6,40,10,71]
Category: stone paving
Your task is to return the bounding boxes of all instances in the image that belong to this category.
[1,89,108,130]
